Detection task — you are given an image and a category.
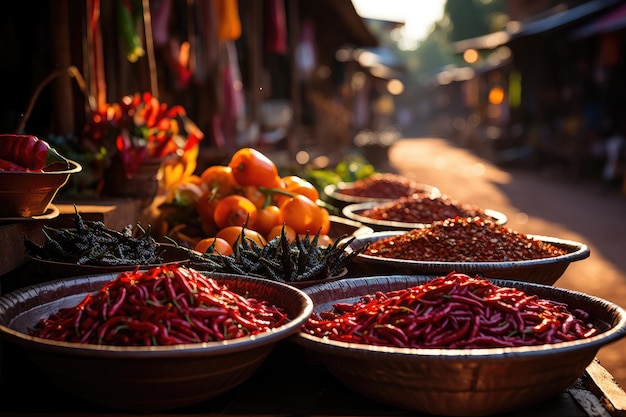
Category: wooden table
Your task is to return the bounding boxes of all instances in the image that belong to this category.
[0,338,625,417]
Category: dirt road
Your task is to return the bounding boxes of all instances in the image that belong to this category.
[385,137,626,388]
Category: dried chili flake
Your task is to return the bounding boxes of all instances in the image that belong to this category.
[359,194,486,224]
[339,173,433,199]
[363,217,569,262]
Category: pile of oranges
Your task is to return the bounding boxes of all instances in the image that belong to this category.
[191,147,331,254]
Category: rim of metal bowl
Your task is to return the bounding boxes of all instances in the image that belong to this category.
[294,275,626,360]
[341,201,508,229]
[344,230,590,272]
[0,272,313,358]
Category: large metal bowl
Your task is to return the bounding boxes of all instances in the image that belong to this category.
[0,271,313,412]
[324,180,441,210]
[345,230,590,285]
[294,275,626,416]
[0,159,82,218]
[342,201,508,232]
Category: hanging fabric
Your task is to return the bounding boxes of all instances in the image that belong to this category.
[296,18,316,79]
[152,0,194,90]
[116,0,146,63]
[214,0,242,41]
[263,0,287,55]
[220,41,245,148]
[195,0,220,83]
[151,0,172,48]
[87,0,107,107]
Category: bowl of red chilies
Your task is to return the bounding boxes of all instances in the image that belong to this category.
[0,134,82,218]
[294,272,626,416]
[0,264,313,412]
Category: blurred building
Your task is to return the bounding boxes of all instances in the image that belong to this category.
[0,0,380,169]
[437,0,626,187]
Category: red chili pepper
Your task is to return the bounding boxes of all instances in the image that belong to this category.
[0,158,28,171]
[0,134,68,171]
[29,265,288,346]
[301,272,602,349]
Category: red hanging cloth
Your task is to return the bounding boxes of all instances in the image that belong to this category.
[264,0,287,54]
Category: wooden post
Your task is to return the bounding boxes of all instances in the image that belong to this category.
[245,0,262,137]
[287,0,301,159]
[51,0,75,135]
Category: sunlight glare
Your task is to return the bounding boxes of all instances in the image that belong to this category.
[352,0,446,49]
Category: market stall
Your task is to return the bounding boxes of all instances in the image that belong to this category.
[2,2,626,416]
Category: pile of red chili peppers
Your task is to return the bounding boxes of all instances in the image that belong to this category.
[83,92,204,179]
[30,265,288,346]
[301,272,600,349]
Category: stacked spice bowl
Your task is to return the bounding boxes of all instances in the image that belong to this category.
[341,192,508,232]
[323,172,441,210]
[345,217,589,285]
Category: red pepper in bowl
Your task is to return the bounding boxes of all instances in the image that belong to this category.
[0,158,28,172]
[0,134,68,171]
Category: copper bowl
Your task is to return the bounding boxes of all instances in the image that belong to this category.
[0,159,82,217]
[327,215,373,240]
[0,272,313,412]
[345,231,590,285]
[294,275,626,416]
[324,181,441,209]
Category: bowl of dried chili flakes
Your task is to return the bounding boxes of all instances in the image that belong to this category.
[341,193,508,232]
[344,217,589,285]
[323,172,441,209]
[294,273,626,416]
[0,264,313,412]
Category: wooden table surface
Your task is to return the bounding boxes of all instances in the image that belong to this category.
[0,334,625,417]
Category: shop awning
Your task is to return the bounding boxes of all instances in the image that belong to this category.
[570,3,626,39]
[452,0,622,53]
[511,0,622,38]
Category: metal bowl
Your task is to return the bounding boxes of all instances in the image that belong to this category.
[324,180,441,209]
[0,159,82,218]
[293,275,626,416]
[26,243,192,279]
[345,231,590,285]
[327,215,373,240]
[0,271,313,412]
[342,201,508,232]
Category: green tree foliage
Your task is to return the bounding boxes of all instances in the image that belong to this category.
[409,0,507,82]
[445,0,493,42]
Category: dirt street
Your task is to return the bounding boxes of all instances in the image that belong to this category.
[385,137,626,388]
